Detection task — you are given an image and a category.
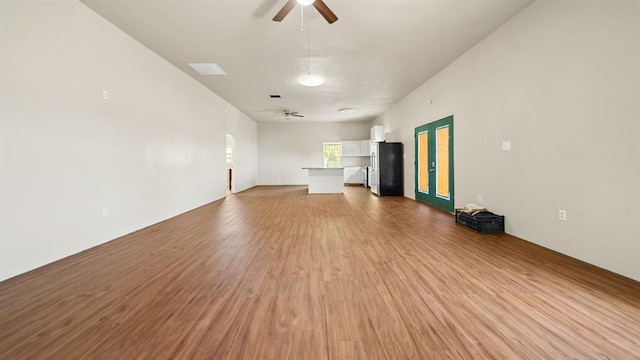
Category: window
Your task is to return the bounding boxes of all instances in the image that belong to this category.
[225,147,233,163]
[323,142,342,168]
[226,134,234,164]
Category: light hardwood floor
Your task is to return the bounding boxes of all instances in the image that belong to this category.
[1,186,640,359]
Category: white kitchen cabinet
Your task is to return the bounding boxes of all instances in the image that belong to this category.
[341,141,361,157]
[360,140,370,156]
[343,166,363,184]
[342,140,371,157]
[371,125,385,142]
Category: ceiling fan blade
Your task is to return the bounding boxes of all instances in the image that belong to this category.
[292,114,304,117]
[272,0,297,22]
[313,0,338,24]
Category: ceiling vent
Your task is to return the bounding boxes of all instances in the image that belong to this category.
[269,95,282,98]
[188,63,226,75]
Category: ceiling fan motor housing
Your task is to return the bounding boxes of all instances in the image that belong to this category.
[272,0,338,24]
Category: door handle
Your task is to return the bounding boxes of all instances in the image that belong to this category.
[429,161,435,172]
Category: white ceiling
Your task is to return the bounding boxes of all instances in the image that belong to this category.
[80,0,534,123]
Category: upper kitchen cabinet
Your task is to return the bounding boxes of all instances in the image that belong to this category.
[371,125,385,142]
[342,140,370,157]
[360,140,370,156]
[342,140,360,157]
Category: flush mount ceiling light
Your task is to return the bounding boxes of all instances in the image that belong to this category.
[299,74,324,87]
[296,0,315,5]
[338,108,356,114]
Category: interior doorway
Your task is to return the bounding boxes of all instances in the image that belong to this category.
[226,134,235,195]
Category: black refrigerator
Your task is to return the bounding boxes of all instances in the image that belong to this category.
[370,142,403,196]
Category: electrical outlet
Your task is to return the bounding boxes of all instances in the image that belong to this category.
[102,90,109,100]
[477,194,483,202]
[558,209,567,221]
[103,207,109,216]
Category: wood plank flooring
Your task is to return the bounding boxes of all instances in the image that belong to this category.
[1,185,640,359]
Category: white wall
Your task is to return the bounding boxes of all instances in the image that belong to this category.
[258,121,371,185]
[0,0,257,281]
[374,0,640,280]
[226,105,258,193]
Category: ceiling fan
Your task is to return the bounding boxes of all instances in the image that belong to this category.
[273,0,338,24]
[280,110,304,120]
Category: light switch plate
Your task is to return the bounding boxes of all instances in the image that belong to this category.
[502,140,511,151]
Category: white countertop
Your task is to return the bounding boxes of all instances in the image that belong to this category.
[301,167,344,170]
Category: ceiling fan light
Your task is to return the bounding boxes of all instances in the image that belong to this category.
[299,74,324,87]
[296,0,315,6]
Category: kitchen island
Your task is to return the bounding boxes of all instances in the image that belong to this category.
[301,167,344,194]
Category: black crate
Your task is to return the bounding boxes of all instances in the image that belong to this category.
[455,209,505,234]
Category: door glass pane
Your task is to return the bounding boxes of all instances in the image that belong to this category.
[418,131,428,193]
[436,125,450,200]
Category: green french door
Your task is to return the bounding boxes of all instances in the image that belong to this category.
[415,116,454,212]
